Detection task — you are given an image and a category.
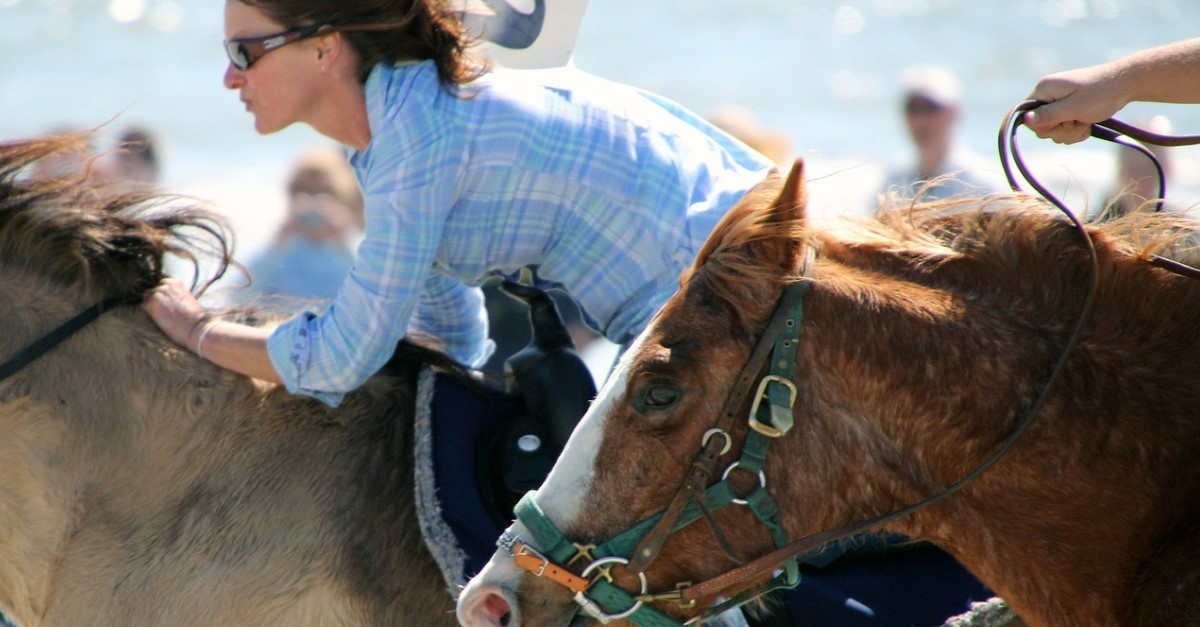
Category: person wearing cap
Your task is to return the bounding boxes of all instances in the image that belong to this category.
[877,65,1004,205]
[1025,38,1200,144]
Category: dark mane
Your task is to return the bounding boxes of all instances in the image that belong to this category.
[0,134,476,383]
[0,134,233,302]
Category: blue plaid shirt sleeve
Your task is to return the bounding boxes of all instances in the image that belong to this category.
[265,100,478,405]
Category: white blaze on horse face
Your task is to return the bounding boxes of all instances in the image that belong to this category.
[532,334,644,525]
[458,338,646,626]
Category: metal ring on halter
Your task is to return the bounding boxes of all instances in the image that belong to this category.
[721,461,767,506]
[701,428,732,456]
[576,556,649,621]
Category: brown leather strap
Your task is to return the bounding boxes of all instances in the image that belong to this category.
[627,280,811,574]
[510,539,590,593]
[1093,117,1200,147]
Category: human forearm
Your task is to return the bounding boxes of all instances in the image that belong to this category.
[143,276,282,384]
[190,320,281,384]
[1026,38,1200,144]
[1114,37,1200,105]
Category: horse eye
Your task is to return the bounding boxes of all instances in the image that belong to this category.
[643,385,679,408]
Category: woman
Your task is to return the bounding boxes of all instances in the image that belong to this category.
[144,0,774,405]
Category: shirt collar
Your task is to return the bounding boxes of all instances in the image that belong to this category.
[351,60,427,166]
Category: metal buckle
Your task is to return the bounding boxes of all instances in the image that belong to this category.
[573,556,649,623]
[636,581,696,609]
[514,543,550,576]
[748,375,797,437]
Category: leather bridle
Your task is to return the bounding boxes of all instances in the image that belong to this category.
[503,274,811,625]
[0,296,132,384]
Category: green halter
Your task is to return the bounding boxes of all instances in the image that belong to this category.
[499,279,810,625]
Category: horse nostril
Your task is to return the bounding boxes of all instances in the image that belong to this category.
[483,592,512,626]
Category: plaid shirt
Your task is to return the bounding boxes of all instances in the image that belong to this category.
[267,60,773,405]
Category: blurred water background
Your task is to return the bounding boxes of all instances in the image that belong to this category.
[4,0,1200,269]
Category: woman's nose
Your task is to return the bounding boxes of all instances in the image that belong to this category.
[223,64,245,89]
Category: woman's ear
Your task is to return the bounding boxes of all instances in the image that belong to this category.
[320,31,362,78]
[314,31,339,70]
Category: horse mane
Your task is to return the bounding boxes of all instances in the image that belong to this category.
[1,134,477,388]
[686,176,1200,316]
[0,134,233,303]
[853,191,1200,267]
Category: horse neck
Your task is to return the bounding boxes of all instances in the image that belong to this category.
[0,299,252,621]
[794,242,1200,625]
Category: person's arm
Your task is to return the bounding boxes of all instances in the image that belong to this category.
[1025,37,1200,144]
[410,272,493,368]
[142,276,281,383]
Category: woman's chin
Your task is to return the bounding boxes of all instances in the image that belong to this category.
[253,117,289,136]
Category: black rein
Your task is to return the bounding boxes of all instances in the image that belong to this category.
[0,296,131,383]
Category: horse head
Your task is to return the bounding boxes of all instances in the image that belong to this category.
[458,160,814,625]
[460,156,1200,626]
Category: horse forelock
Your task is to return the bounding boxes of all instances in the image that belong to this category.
[682,174,810,333]
[0,135,234,303]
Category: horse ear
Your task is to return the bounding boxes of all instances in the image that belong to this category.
[774,158,806,222]
[767,158,808,274]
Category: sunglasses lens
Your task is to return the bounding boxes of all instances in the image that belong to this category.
[225,41,251,70]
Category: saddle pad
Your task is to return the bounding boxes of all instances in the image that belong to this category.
[414,367,522,590]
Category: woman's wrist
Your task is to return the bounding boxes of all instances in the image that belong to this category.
[190,317,222,360]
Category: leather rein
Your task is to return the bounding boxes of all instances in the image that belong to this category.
[0,296,132,384]
[1001,99,1200,281]
[500,105,1200,625]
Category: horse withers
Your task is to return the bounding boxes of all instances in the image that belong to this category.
[457,158,1200,626]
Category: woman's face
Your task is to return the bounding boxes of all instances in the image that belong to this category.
[222,0,326,135]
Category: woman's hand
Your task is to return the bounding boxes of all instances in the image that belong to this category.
[143,276,283,383]
[143,276,210,353]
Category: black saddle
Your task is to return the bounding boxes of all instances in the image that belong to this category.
[474,281,597,528]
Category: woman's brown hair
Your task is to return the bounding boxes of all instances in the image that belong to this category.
[238,0,484,87]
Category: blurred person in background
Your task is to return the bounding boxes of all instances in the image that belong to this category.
[243,146,364,303]
[103,126,162,191]
[707,104,791,166]
[877,65,1003,204]
[1099,114,1176,219]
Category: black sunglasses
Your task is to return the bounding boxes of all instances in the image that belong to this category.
[224,23,324,71]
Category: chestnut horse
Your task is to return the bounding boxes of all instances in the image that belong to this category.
[458,159,1200,626]
[0,136,468,626]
